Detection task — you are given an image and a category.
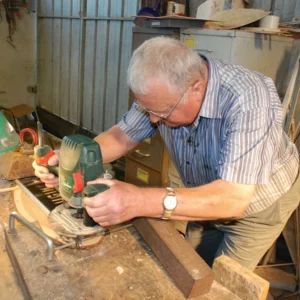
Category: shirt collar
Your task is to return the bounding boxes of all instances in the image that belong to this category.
[191,56,222,129]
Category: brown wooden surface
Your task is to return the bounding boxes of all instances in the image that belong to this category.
[4,183,269,299]
[213,256,269,300]
[133,218,214,298]
[5,220,240,300]
[204,8,269,30]
[0,152,34,180]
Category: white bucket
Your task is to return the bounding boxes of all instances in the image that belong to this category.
[259,15,280,30]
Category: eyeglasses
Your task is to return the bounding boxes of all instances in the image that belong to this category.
[137,88,189,120]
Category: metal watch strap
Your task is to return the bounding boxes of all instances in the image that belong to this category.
[162,187,176,220]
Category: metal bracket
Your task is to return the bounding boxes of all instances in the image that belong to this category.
[8,211,54,262]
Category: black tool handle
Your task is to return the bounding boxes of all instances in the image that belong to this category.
[47,165,59,176]
[83,183,109,227]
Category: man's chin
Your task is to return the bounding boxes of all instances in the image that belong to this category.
[163,121,181,127]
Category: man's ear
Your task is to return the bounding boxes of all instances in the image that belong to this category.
[191,80,205,101]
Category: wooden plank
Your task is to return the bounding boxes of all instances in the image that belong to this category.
[213,256,270,300]
[204,8,270,29]
[255,267,297,293]
[133,217,214,298]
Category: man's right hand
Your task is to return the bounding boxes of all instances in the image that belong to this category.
[32,151,60,188]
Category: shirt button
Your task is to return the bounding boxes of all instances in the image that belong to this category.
[187,138,192,143]
[186,161,190,165]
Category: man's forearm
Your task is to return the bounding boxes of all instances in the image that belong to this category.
[94,125,139,163]
[138,180,255,220]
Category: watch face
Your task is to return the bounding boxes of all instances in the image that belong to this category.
[164,195,177,210]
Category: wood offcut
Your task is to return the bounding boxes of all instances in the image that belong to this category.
[133,217,214,298]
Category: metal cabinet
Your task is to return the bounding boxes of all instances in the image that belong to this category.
[181,29,300,99]
[125,27,179,187]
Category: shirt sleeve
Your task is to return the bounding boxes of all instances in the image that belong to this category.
[118,100,158,142]
[218,87,282,185]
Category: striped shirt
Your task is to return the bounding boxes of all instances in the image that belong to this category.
[118,57,299,216]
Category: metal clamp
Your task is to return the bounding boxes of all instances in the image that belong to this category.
[9,211,54,262]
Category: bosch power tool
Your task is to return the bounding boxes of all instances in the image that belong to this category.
[34,122,109,241]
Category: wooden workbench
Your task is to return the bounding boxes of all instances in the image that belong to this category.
[5,218,239,300]
[1,178,270,300]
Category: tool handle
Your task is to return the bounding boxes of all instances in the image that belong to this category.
[34,145,59,176]
[47,165,59,176]
[83,183,109,227]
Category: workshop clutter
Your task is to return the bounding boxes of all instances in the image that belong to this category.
[0,104,38,180]
[141,0,187,16]
[167,1,186,16]
[138,0,247,18]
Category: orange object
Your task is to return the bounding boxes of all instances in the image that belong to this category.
[19,128,38,145]
[35,149,56,166]
[73,172,84,193]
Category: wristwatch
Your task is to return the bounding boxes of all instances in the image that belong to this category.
[162,187,177,220]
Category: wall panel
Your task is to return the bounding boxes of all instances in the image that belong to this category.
[37,0,139,134]
[252,0,300,22]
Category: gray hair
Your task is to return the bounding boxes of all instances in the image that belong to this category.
[127,36,206,95]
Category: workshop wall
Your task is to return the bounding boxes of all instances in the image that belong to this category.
[0,7,36,108]
[189,0,300,22]
[250,0,300,22]
[37,0,139,134]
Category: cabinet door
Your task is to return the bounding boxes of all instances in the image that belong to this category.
[231,35,294,98]
[182,33,233,61]
[125,157,161,187]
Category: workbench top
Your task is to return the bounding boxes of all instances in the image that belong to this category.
[0,178,23,300]
[1,175,273,300]
[5,217,239,300]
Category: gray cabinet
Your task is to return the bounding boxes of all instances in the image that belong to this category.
[181,29,300,98]
[125,27,179,187]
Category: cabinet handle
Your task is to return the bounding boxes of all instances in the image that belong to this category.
[134,149,150,157]
[195,48,213,53]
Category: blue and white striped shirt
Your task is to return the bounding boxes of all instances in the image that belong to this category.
[119,57,299,216]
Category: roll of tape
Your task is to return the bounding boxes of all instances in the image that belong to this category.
[167,1,176,16]
[259,15,280,29]
[174,3,185,16]
[167,2,185,16]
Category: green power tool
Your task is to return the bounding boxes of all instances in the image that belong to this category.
[48,134,109,237]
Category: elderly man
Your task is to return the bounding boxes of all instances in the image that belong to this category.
[33,37,299,270]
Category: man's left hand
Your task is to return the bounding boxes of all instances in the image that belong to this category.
[83,178,143,226]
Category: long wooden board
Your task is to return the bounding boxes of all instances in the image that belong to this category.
[133,218,214,298]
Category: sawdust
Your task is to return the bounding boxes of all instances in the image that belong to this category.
[0,177,23,299]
